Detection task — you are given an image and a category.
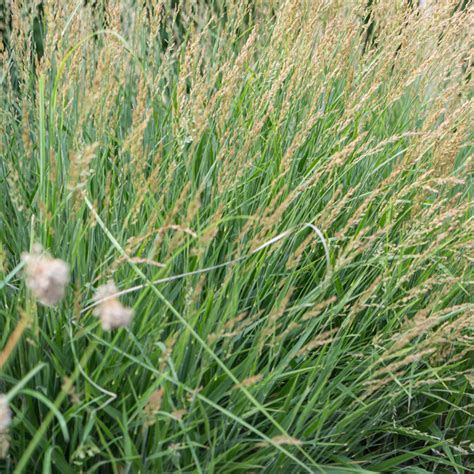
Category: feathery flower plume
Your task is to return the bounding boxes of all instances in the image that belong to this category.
[21,244,70,306]
[0,395,11,433]
[93,281,134,330]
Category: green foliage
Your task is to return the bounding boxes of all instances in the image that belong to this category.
[0,1,472,472]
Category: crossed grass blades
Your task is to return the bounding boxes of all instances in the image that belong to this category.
[0,0,473,472]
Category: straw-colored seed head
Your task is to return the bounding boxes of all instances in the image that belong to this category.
[239,374,263,388]
[171,409,187,421]
[21,244,70,306]
[93,281,134,330]
[257,435,302,447]
[0,396,11,433]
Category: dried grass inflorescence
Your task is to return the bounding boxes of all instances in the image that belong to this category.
[171,408,187,421]
[257,435,302,448]
[144,388,164,426]
[93,281,134,330]
[21,244,70,307]
[236,374,263,388]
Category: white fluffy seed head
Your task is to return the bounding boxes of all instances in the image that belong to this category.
[21,244,70,307]
[0,396,11,432]
[93,281,134,330]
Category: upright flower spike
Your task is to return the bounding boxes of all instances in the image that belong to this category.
[21,244,70,307]
[0,395,11,433]
[93,280,134,331]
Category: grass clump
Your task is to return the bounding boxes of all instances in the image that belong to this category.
[0,0,472,472]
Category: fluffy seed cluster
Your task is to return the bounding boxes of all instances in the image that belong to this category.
[93,281,134,331]
[21,244,70,306]
[0,396,11,433]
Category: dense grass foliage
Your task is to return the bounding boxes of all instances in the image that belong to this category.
[0,1,472,472]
